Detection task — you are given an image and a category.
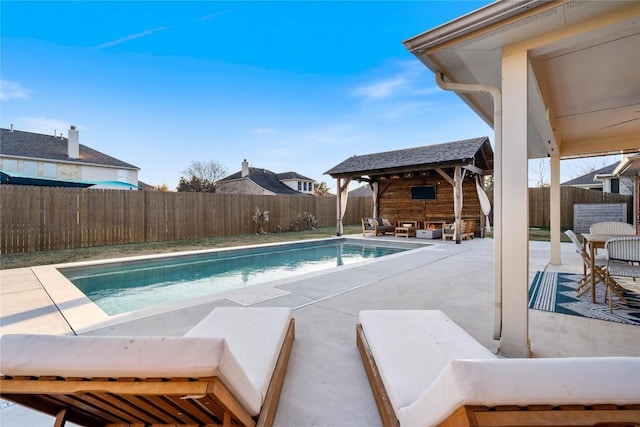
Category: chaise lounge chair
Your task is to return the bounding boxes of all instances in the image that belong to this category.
[0,307,295,427]
[356,310,640,427]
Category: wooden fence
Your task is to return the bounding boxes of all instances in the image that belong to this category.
[527,186,633,228]
[2,185,634,253]
[0,186,374,253]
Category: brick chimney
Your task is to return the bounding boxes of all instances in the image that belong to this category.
[241,159,249,177]
[68,125,79,159]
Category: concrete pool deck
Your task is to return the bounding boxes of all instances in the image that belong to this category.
[1,237,639,426]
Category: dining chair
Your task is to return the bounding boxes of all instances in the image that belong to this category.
[564,230,607,298]
[604,236,640,312]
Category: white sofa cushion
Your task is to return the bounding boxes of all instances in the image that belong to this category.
[399,357,640,426]
[359,310,496,417]
[0,334,262,416]
[184,306,292,411]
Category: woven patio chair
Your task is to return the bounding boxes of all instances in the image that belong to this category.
[605,236,640,312]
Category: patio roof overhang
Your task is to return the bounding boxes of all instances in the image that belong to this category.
[614,154,640,177]
[401,0,639,358]
[403,0,640,160]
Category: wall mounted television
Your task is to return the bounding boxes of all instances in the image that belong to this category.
[410,185,436,200]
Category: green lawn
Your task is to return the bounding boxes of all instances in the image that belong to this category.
[0,225,363,270]
[0,224,567,270]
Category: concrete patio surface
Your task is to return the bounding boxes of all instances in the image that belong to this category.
[1,237,639,426]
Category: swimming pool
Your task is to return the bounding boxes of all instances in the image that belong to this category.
[59,239,418,315]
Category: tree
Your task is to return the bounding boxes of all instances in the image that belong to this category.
[529,158,550,187]
[177,160,227,193]
[176,176,217,192]
[154,183,170,192]
[313,181,332,196]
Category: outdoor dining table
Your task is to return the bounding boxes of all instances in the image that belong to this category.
[580,233,628,303]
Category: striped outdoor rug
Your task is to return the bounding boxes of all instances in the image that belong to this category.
[528,271,640,326]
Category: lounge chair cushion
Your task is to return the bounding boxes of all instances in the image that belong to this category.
[184,307,292,412]
[399,357,640,426]
[359,310,496,417]
[0,334,262,415]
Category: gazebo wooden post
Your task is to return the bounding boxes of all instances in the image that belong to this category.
[453,166,463,244]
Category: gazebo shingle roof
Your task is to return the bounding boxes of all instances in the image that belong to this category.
[325,137,491,177]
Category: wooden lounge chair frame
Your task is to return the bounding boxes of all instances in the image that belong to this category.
[442,219,475,241]
[0,319,294,427]
[356,323,640,427]
[362,217,395,236]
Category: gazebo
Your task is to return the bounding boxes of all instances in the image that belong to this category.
[325,137,494,243]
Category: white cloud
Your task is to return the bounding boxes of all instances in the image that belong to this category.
[197,9,233,21]
[353,75,408,100]
[0,80,31,100]
[251,127,277,135]
[352,60,436,101]
[99,26,172,49]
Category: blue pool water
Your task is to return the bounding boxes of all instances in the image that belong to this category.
[60,239,415,315]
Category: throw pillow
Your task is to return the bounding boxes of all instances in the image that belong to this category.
[382,219,391,227]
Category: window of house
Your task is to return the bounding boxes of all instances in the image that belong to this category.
[2,159,18,173]
[610,178,620,194]
[42,163,57,178]
[298,181,302,191]
[23,161,37,176]
[117,169,129,182]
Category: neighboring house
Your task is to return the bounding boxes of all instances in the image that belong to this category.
[0,126,140,189]
[613,155,640,235]
[216,159,315,195]
[561,162,633,195]
[137,181,156,191]
[349,185,373,198]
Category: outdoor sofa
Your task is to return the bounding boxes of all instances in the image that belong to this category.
[0,307,295,427]
[362,217,395,236]
[357,309,640,427]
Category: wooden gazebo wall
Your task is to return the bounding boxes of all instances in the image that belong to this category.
[376,175,482,226]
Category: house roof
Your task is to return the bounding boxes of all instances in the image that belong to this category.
[349,185,373,197]
[561,163,618,187]
[0,128,139,170]
[219,167,310,195]
[324,137,493,178]
[276,171,314,181]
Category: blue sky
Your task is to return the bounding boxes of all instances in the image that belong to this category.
[0,1,618,190]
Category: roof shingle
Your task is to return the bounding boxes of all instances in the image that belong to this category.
[324,137,491,176]
[220,168,310,195]
[1,128,138,170]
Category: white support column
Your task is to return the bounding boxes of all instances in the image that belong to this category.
[499,48,530,357]
[550,154,561,264]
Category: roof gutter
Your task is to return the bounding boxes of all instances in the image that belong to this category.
[403,0,546,54]
[435,71,503,340]
[613,154,640,177]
